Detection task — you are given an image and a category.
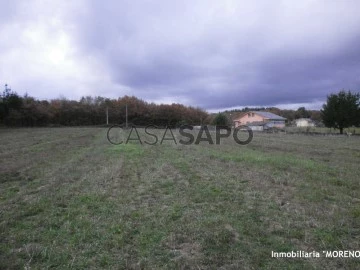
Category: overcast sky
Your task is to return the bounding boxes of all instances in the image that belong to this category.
[1,0,359,111]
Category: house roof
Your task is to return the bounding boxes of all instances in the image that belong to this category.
[229,112,246,121]
[252,111,286,120]
[233,111,286,121]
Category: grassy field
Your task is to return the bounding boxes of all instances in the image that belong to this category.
[0,127,359,269]
[285,126,360,134]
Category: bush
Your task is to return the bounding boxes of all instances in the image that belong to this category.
[212,113,230,127]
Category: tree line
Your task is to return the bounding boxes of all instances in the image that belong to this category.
[1,85,358,133]
[0,88,209,127]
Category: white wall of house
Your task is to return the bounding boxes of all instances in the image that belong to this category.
[296,119,315,127]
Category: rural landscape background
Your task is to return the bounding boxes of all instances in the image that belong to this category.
[0,87,353,130]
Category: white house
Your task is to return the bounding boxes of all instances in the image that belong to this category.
[295,118,315,127]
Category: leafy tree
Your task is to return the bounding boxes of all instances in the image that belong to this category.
[321,90,360,134]
[0,86,23,125]
[212,113,230,127]
[309,110,321,122]
[295,107,310,118]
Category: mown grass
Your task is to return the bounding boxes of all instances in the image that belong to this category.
[0,127,359,269]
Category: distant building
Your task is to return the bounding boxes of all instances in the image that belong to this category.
[233,111,286,129]
[295,118,315,127]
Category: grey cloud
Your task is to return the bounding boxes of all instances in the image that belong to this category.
[2,0,360,110]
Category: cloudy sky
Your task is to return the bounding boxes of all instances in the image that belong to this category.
[1,0,359,111]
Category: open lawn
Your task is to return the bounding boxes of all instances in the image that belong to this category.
[0,127,359,269]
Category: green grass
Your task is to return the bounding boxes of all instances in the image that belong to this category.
[286,126,360,134]
[0,127,359,269]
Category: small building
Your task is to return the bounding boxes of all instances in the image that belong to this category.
[233,111,286,129]
[295,118,315,127]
